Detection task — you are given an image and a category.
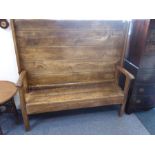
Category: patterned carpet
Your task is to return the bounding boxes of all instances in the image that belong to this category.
[0,106,149,135]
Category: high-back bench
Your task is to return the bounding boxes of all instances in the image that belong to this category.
[11,20,134,131]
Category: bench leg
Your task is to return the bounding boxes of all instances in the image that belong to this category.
[119,103,125,116]
[119,96,128,116]
[22,111,30,131]
[19,89,30,131]
[20,106,30,131]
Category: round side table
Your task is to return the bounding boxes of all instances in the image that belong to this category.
[0,81,18,135]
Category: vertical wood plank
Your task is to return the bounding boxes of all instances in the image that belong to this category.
[116,22,130,85]
[120,22,130,67]
[10,19,21,73]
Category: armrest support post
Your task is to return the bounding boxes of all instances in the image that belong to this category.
[116,66,135,96]
[116,66,135,116]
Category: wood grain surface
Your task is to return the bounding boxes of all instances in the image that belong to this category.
[0,81,17,104]
[13,20,128,87]
[11,20,131,130]
[26,82,124,114]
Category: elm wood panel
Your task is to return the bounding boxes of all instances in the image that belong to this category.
[19,47,122,61]
[28,80,116,90]
[20,60,118,75]
[14,20,125,31]
[26,83,123,104]
[27,97,123,115]
[13,22,126,85]
[16,29,124,38]
[27,71,115,86]
[20,56,119,86]
[25,83,124,114]
[28,82,120,97]
[13,20,128,72]
[16,32,124,47]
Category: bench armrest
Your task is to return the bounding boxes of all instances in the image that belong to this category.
[116,66,135,96]
[16,71,28,110]
[16,70,28,89]
[117,66,135,80]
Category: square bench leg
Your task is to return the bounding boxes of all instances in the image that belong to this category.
[21,107,30,131]
[119,103,125,116]
[18,89,30,131]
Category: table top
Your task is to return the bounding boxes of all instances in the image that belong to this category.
[0,81,17,105]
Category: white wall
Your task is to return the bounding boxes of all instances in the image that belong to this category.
[0,20,19,107]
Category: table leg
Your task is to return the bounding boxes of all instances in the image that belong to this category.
[11,98,19,123]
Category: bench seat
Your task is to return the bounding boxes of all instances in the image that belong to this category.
[26,82,124,114]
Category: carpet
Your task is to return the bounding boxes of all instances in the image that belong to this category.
[0,106,150,135]
[136,108,155,135]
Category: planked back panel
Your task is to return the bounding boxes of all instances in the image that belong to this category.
[12,20,129,88]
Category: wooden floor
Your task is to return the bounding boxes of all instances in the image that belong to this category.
[26,82,124,114]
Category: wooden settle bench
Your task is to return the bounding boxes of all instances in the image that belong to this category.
[11,20,134,131]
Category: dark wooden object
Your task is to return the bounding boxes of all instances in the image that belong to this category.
[0,81,18,135]
[11,20,134,131]
[126,20,150,66]
[126,19,155,113]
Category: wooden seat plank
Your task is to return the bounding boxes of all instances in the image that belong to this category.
[26,82,124,114]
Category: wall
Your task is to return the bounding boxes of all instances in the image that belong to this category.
[0,20,20,107]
